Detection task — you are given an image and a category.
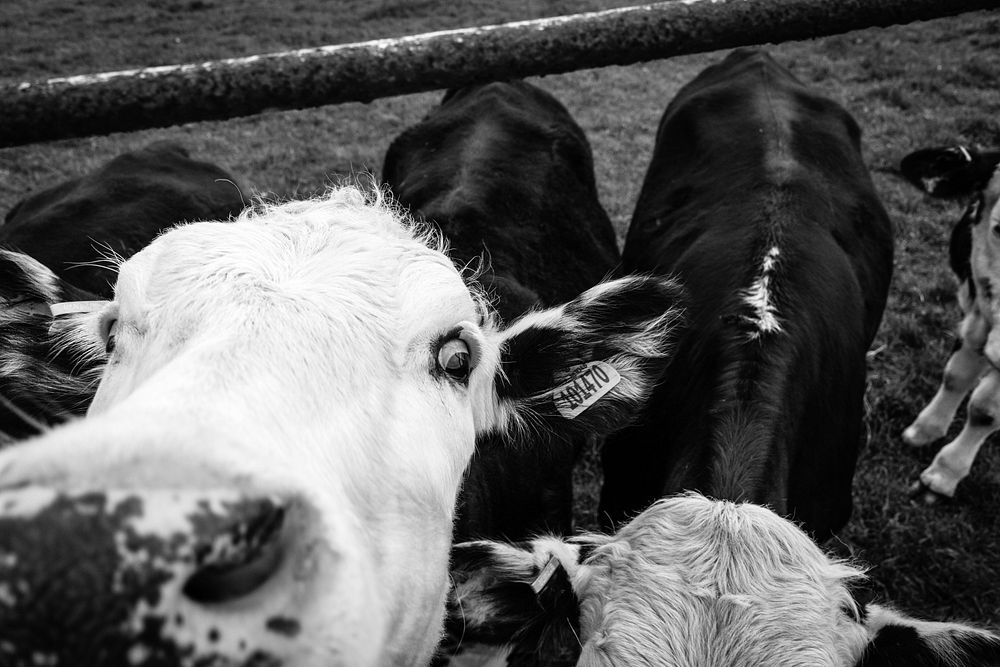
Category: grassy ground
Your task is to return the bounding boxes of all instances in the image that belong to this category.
[2,1,998,628]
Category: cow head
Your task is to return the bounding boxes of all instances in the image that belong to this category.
[449,494,1000,666]
[0,186,683,666]
[900,146,1000,365]
[899,145,1000,199]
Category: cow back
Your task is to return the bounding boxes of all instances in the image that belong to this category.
[602,49,894,541]
[1,141,246,297]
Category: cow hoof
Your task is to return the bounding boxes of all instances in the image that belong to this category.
[907,480,952,506]
[901,423,945,447]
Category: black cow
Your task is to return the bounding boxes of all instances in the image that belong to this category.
[600,49,894,541]
[382,80,624,543]
[1,141,246,297]
[900,145,1000,501]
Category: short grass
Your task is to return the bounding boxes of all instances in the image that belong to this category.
[2,1,998,628]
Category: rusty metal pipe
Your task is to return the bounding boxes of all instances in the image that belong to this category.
[0,0,994,147]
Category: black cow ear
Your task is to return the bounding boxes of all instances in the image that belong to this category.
[445,539,581,660]
[0,249,107,440]
[855,605,1000,667]
[489,275,685,442]
[899,145,990,198]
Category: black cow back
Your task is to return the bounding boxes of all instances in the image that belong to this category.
[1,141,246,297]
[601,49,894,541]
[383,80,620,541]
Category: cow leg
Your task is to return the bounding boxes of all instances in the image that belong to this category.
[902,313,988,446]
[916,365,1000,500]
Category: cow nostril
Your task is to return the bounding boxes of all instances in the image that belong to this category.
[182,497,286,605]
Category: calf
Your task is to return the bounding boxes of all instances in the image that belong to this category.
[1,140,246,297]
[600,48,894,541]
[0,186,683,666]
[449,494,1000,666]
[382,80,622,541]
[900,145,1000,501]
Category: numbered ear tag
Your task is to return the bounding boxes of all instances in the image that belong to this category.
[551,361,621,419]
[531,555,560,594]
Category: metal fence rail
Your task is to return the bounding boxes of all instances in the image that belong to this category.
[0,0,994,148]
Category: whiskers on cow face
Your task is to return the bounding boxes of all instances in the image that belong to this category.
[0,185,685,666]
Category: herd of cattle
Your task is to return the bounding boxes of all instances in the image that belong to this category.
[0,47,997,666]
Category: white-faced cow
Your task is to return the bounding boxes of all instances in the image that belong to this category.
[447,494,1000,666]
[599,48,895,542]
[382,80,623,542]
[900,145,1000,501]
[0,140,246,297]
[0,186,683,666]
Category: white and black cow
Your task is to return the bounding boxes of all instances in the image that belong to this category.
[0,186,683,665]
[900,145,1000,501]
[382,80,622,542]
[1,140,246,297]
[599,48,895,542]
[447,494,1000,666]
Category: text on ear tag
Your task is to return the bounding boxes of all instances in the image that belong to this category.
[551,361,621,419]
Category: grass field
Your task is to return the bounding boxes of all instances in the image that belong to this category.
[2,1,999,629]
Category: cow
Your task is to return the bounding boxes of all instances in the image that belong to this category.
[599,48,895,542]
[447,493,1000,666]
[382,80,622,542]
[0,185,684,666]
[900,144,1000,502]
[1,140,247,298]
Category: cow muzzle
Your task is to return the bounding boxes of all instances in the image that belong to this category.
[0,486,298,666]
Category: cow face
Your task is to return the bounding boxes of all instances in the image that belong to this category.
[449,495,1000,666]
[0,187,684,666]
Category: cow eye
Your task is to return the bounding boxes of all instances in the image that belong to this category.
[437,338,471,383]
[102,317,119,355]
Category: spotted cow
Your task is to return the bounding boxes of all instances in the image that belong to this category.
[599,48,895,542]
[382,80,622,542]
[1,140,246,297]
[447,494,1000,666]
[0,186,683,666]
[900,145,1000,501]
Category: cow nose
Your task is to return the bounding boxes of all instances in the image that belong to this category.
[0,486,287,662]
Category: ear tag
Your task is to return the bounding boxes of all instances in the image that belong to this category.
[8,301,52,317]
[50,301,107,316]
[531,555,560,595]
[551,361,621,419]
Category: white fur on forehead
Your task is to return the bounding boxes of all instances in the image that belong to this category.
[116,186,488,341]
[142,186,448,291]
[575,495,869,667]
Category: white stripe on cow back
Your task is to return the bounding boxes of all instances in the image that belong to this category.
[741,245,782,339]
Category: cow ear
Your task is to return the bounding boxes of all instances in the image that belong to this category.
[855,605,1000,667]
[899,146,987,199]
[445,538,582,658]
[484,275,685,441]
